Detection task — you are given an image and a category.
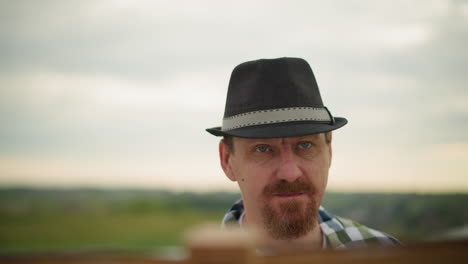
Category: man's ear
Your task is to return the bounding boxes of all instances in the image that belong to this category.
[219,140,237,182]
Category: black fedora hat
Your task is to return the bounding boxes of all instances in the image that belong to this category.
[206,57,347,138]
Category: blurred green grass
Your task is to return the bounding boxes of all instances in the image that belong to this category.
[1,188,468,253]
[0,189,238,253]
[0,210,220,252]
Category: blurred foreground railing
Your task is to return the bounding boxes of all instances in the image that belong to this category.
[2,227,468,264]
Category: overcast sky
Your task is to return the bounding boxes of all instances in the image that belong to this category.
[0,0,467,192]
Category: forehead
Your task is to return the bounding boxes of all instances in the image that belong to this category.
[233,134,324,145]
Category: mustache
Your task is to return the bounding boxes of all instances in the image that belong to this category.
[263,179,315,196]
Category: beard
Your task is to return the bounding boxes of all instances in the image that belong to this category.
[260,179,318,240]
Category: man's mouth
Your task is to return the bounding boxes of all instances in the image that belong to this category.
[273,192,305,198]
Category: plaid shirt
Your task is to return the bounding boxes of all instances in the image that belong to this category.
[222,199,400,249]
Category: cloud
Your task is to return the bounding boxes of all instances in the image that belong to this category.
[2,0,463,79]
[0,70,226,157]
[0,0,467,190]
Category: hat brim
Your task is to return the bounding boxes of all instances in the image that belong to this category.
[206,117,347,138]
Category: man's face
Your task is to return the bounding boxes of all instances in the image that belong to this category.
[219,133,332,240]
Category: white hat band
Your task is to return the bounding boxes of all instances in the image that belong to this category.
[221,107,333,131]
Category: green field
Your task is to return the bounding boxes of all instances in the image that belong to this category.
[1,188,467,254]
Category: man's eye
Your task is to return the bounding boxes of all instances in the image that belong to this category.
[298,142,312,149]
[255,145,270,153]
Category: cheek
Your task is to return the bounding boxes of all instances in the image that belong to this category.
[238,169,262,193]
[320,167,329,190]
[235,164,271,201]
[305,159,329,188]
[237,177,265,214]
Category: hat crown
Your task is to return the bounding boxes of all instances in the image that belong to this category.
[223,57,324,118]
[205,57,347,138]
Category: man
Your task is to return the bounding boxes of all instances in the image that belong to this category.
[206,57,399,249]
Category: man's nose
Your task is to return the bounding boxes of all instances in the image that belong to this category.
[276,147,302,182]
